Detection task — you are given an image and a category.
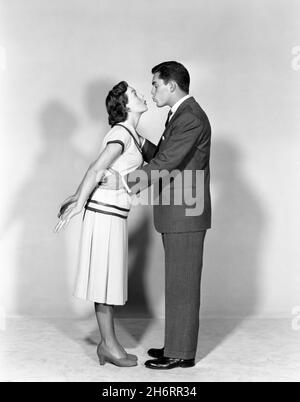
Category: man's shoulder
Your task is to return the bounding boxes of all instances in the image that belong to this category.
[173,100,211,139]
[176,103,208,126]
[173,96,203,117]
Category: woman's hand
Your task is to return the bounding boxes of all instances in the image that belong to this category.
[54,201,83,233]
[58,194,78,218]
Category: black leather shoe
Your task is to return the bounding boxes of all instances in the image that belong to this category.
[147,347,164,358]
[145,356,195,370]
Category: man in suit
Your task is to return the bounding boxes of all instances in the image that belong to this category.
[109,61,211,369]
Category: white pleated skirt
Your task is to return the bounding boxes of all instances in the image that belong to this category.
[73,187,131,305]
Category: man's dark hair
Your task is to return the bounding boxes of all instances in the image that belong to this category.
[152,61,190,94]
[105,81,128,127]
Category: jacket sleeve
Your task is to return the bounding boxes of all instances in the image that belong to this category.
[128,114,204,194]
[141,139,157,163]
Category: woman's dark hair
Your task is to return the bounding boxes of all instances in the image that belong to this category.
[105,81,129,127]
[152,61,190,94]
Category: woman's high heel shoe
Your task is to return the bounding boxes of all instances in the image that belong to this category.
[97,343,137,367]
[126,353,138,361]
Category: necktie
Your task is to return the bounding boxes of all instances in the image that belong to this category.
[165,109,173,127]
[155,110,173,157]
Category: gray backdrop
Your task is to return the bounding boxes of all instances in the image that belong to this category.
[0,0,299,321]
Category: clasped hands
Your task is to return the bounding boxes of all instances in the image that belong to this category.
[54,169,125,233]
[53,195,82,233]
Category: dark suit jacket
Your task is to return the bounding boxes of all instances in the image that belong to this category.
[128,96,211,233]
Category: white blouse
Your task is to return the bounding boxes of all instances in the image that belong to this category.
[102,123,144,180]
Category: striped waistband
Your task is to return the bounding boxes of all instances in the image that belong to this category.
[85,199,130,219]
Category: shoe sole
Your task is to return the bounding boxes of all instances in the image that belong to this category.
[145,363,195,370]
[99,358,137,367]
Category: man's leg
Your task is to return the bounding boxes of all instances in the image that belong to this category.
[162,230,206,360]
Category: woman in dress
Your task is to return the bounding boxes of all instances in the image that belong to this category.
[54,81,148,367]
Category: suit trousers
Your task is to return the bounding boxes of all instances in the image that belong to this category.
[162,230,207,360]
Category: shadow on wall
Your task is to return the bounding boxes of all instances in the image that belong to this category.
[4,101,89,315]
[85,79,114,124]
[197,137,266,361]
[9,78,115,316]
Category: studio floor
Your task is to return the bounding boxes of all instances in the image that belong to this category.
[1,317,299,382]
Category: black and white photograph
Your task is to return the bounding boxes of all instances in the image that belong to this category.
[0,0,299,384]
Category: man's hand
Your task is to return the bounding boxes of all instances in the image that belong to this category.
[99,168,125,190]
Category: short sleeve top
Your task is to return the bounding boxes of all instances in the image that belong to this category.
[102,124,144,178]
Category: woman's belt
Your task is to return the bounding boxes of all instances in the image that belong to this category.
[85,199,129,220]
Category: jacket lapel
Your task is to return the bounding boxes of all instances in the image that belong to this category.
[162,96,196,139]
[154,97,196,156]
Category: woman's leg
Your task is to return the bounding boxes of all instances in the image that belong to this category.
[94,302,127,359]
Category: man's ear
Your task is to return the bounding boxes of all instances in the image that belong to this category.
[169,80,177,93]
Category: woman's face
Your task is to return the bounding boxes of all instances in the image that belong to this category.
[126,86,148,114]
